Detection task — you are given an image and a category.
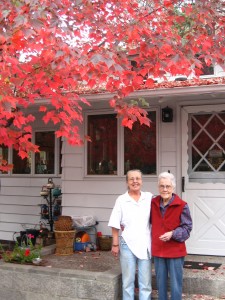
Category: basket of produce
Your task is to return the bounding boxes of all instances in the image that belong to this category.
[74,231,91,251]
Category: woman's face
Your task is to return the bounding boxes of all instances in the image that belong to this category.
[127,170,142,193]
[158,177,174,202]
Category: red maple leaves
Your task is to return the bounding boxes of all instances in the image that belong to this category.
[0,0,225,170]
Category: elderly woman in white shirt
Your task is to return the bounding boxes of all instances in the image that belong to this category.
[108,169,153,300]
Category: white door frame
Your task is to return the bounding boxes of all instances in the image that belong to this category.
[180,104,225,255]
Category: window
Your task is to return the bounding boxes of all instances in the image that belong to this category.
[87,110,157,176]
[0,145,9,174]
[2,131,62,175]
[35,131,55,174]
[124,111,157,175]
[87,114,117,175]
[188,112,225,181]
[13,151,31,174]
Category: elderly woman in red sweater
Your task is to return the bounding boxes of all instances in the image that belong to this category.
[151,172,192,300]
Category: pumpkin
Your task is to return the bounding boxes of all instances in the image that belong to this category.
[75,231,90,243]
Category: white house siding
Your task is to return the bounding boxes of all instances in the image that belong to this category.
[0,176,62,241]
[0,113,62,242]
[160,108,177,173]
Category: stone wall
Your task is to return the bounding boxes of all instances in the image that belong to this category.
[0,244,122,300]
[0,261,122,300]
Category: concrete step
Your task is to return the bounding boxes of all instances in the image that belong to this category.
[135,290,224,300]
[151,290,224,299]
[135,290,224,299]
[42,245,225,299]
[135,255,225,299]
[177,254,225,298]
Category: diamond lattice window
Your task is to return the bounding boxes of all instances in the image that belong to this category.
[190,112,225,175]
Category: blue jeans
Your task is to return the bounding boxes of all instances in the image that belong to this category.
[120,238,152,300]
[154,256,184,300]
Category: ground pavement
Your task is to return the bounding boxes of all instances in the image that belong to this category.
[41,245,225,299]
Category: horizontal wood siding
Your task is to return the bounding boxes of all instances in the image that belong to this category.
[0,177,61,241]
[1,214,40,225]
[0,195,40,206]
[160,103,177,177]
[63,153,83,168]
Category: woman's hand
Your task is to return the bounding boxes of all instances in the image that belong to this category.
[111,245,120,258]
[159,231,173,242]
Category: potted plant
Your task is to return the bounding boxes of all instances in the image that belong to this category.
[0,234,42,264]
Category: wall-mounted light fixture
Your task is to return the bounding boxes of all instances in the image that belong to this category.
[162,106,173,122]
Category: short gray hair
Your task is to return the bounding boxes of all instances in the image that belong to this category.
[126,169,142,182]
[158,172,176,188]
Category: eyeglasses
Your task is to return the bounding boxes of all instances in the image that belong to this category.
[129,177,142,182]
[159,185,172,190]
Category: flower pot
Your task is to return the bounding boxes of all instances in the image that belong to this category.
[19,229,40,246]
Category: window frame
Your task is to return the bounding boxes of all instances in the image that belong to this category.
[188,112,225,182]
[84,108,159,178]
[0,129,62,177]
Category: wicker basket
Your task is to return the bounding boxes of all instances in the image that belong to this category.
[54,230,76,256]
[54,216,73,231]
[98,236,112,251]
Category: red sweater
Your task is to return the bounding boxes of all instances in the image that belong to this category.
[151,195,187,258]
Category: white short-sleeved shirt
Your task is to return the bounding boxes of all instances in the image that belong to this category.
[108,191,152,259]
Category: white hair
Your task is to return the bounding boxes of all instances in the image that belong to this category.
[158,172,176,188]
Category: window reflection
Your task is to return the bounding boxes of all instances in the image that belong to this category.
[87,114,117,175]
[0,145,9,174]
[35,132,55,174]
[12,151,31,174]
[124,111,157,175]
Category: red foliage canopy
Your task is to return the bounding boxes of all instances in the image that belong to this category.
[0,0,225,169]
